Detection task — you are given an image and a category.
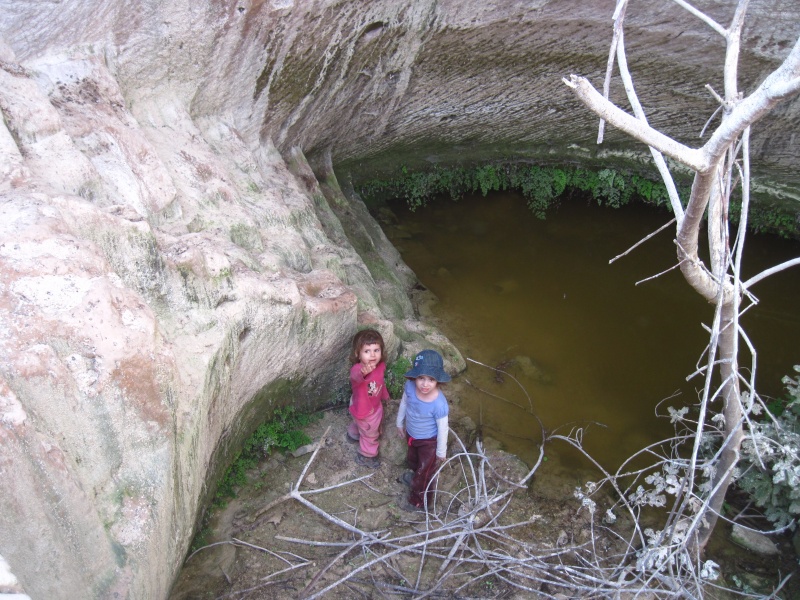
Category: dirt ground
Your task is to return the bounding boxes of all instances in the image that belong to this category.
[169,398,799,600]
[168,397,585,599]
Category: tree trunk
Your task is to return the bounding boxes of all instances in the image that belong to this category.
[692,301,744,553]
[565,0,800,561]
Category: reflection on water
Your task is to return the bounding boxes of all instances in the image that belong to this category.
[379,191,800,472]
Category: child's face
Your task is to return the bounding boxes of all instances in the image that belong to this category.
[414,375,438,396]
[358,343,382,367]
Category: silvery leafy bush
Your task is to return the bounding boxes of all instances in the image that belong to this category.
[569,368,800,585]
[736,365,800,530]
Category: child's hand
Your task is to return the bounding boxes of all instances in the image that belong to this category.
[360,362,377,377]
[396,426,405,438]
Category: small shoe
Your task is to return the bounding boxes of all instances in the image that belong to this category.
[398,496,424,513]
[346,432,360,444]
[355,453,380,468]
[398,471,414,487]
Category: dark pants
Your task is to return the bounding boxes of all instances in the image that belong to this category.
[406,436,439,508]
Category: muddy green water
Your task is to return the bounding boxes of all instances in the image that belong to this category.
[379,191,800,473]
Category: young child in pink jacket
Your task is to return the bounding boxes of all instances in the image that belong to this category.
[347,329,389,468]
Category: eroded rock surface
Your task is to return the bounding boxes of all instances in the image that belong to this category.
[0,1,798,598]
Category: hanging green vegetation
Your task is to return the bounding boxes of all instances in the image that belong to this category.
[358,161,799,238]
[359,162,678,218]
[735,201,800,240]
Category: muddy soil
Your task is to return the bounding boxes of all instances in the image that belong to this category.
[169,393,799,599]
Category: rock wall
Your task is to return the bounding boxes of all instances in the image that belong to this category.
[0,1,798,598]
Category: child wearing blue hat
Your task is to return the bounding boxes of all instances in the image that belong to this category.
[395,349,451,512]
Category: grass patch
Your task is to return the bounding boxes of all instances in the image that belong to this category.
[189,405,322,554]
[213,406,321,507]
[386,356,412,399]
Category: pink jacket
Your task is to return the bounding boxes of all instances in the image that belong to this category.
[349,362,389,419]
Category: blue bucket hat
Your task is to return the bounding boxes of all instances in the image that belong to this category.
[404,349,451,382]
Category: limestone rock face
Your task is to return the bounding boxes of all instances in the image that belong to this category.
[0,37,451,600]
[0,1,797,599]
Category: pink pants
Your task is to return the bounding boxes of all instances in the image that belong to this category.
[348,403,383,458]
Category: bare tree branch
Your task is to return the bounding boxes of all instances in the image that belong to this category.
[670,0,727,36]
[744,256,800,288]
[609,217,676,264]
[563,74,710,172]
[703,36,800,160]
[597,0,627,144]
[567,0,800,567]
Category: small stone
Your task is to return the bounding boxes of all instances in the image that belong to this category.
[291,443,317,457]
[265,512,283,527]
[730,523,779,556]
[556,530,568,546]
